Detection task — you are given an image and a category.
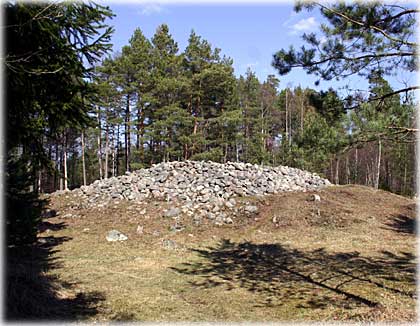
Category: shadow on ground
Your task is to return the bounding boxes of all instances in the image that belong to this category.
[382,204,416,235]
[6,218,105,321]
[173,239,416,310]
[384,214,416,234]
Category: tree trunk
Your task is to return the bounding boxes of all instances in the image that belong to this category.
[111,126,115,177]
[150,139,155,165]
[330,158,334,181]
[81,131,86,186]
[125,94,131,172]
[184,143,188,160]
[346,155,350,184]
[55,142,60,191]
[366,164,370,186]
[38,169,42,193]
[116,125,120,176]
[288,90,292,146]
[354,147,358,183]
[244,103,249,161]
[105,123,109,179]
[97,106,103,180]
[300,92,304,132]
[63,133,68,190]
[335,156,340,185]
[261,102,265,152]
[136,104,141,150]
[285,89,289,145]
[375,138,381,189]
[236,139,239,162]
[47,142,52,192]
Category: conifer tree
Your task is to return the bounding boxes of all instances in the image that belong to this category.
[6,1,114,244]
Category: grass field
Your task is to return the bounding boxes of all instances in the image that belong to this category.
[7,185,417,322]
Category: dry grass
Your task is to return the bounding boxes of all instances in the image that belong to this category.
[10,185,416,322]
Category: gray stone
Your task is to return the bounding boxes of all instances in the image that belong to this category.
[162,239,177,249]
[164,207,181,218]
[170,223,185,232]
[200,188,211,195]
[212,205,220,213]
[224,217,234,224]
[244,205,259,214]
[106,230,128,242]
[52,160,331,211]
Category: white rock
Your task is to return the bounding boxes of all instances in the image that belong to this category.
[106,230,128,242]
[312,194,321,202]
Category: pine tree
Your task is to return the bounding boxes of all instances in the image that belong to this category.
[273,2,418,107]
[128,29,153,168]
[5,1,114,244]
[149,24,186,162]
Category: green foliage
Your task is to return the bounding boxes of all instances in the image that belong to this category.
[59,17,415,201]
[6,1,114,153]
[309,88,346,125]
[350,74,410,142]
[5,1,114,245]
[276,110,346,174]
[272,2,417,93]
[6,153,44,245]
[190,148,224,162]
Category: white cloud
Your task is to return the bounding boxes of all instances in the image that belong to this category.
[282,10,299,27]
[290,16,318,34]
[139,4,165,16]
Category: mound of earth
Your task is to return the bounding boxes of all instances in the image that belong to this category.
[37,185,416,322]
[50,160,330,225]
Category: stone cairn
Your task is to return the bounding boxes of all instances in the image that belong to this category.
[56,161,331,225]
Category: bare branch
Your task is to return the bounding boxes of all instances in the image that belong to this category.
[387,126,418,133]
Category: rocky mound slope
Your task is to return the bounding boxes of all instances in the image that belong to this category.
[55,160,331,225]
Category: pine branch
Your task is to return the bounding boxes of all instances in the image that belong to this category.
[346,86,419,111]
[381,9,419,22]
[290,51,415,69]
[314,2,418,47]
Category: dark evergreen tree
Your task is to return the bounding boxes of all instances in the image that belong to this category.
[5,1,114,244]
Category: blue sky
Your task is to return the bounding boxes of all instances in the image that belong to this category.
[103,1,417,95]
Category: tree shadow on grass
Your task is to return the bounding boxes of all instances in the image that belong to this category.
[172,239,416,310]
[6,223,105,321]
[38,220,67,232]
[383,214,416,235]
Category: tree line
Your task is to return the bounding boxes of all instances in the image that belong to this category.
[42,24,416,197]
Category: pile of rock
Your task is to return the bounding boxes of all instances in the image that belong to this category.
[60,161,331,224]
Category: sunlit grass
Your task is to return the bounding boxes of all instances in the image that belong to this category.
[21,185,416,322]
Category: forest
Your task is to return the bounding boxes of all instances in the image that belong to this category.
[42,26,416,197]
[5,1,417,244]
